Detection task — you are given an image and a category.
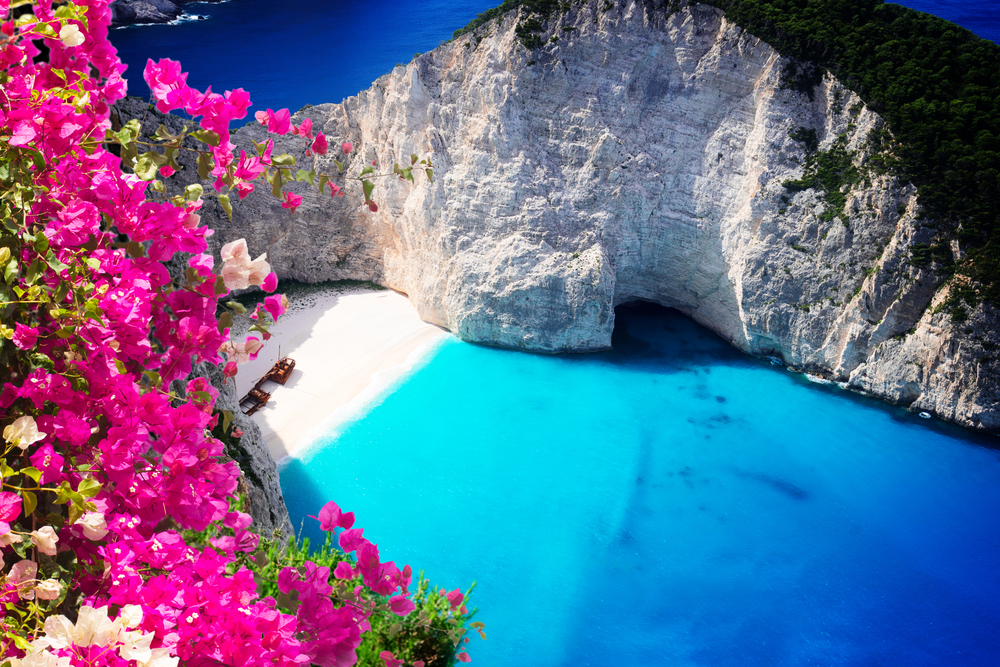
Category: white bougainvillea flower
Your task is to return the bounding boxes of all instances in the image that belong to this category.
[220,238,272,291]
[9,559,38,600]
[31,526,59,555]
[76,511,109,541]
[4,415,46,449]
[34,579,63,600]
[9,650,73,667]
[74,605,119,647]
[59,23,85,47]
[220,238,250,264]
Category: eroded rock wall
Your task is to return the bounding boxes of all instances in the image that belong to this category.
[205,0,999,431]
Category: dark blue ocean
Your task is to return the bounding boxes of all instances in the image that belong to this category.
[109,3,1000,666]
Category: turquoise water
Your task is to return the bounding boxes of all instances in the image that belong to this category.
[281,304,1000,666]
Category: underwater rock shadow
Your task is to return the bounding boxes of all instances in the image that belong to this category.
[730,468,811,501]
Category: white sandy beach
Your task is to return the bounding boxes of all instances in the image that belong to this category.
[233,288,448,461]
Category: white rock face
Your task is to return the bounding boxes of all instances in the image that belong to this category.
[212,0,999,431]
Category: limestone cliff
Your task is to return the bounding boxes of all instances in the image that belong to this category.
[204,0,999,432]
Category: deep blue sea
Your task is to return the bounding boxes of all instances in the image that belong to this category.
[281,305,1000,666]
[109,2,1000,666]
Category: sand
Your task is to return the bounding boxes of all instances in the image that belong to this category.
[232,287,448,462]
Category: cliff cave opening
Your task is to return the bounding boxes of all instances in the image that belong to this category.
[609,300,748,369]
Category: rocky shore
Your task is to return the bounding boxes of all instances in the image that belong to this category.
[110,0,222,27]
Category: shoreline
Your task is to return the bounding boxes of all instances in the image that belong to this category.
[232,286,449,461]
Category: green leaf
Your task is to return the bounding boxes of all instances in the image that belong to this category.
[114,119,141,146]
[362,179,375,202]
[218,193,233,221]
[217,311,234,334]
[52,281,69,303]
[114,358,127,376]
[25,258,45,285]
[269,170,283,199]
[197,152,214,180]
[22,490,37,516]
[295,169,316,184]
[150,180,166,194]
[411,153,418,165]
[152,124,178,141]
[143,370,161,388]
[183,183,204,202]
[425,168,434,183]
[214,276,227,297]
[126,242,145,258]
[271,154,296,167]
[317,174,330,195]
[20,467,42,483]
[222,410,234,433]
[31,233,49,255]
[192,391,212,403]
[334,159,344,174]
[359,166,374,177]
[45,251,70,274]
[78,478,102,499]
[67,502,84,526]
[133,152,160,181]
[4,258,18,284]
[191,129,220,147]
[225,300,247,315]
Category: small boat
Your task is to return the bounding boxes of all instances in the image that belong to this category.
[263,357,296,385]
[919,411,932,419]
[239,386,271,416]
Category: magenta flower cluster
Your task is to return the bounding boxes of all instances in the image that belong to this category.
[0,0,463,664]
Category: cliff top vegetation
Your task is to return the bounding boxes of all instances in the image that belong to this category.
[456,0,1000,313]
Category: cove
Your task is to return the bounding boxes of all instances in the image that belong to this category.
[280,303,1000,667]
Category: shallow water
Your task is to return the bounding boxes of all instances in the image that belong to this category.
[281,304,1000,667]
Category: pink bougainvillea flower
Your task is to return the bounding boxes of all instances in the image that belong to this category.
[261,272,278,293]
[261,108,291,135]
[159,165,176,178]
[0,492,22,523]
[12,323,38,350]
[223,361,238,379]
[379,651,404,667]
[281,191,303,213]
[312,500,356,532]
[29,444,64,485]
[263,294,288,321]
[368,202,379,213]
[338,528,366,553]
[342,142,353,154]
[293,117,313,139]
[10,120,38,147]
[446,588,464,611]
[312,132,328,155]
[388,595,416,617]
[333,562,356,580]
[457,651,471,662]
